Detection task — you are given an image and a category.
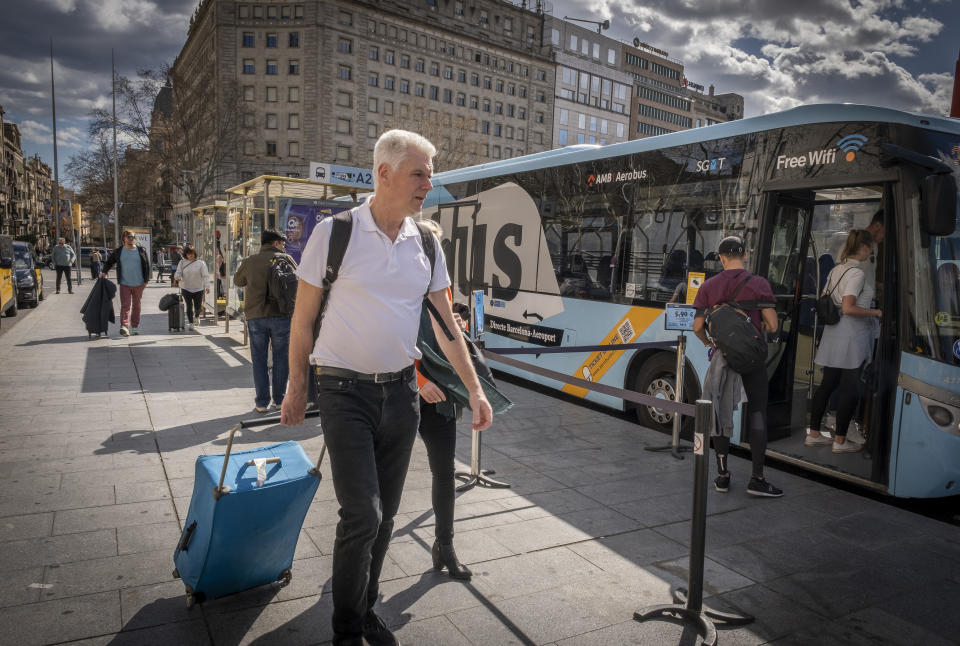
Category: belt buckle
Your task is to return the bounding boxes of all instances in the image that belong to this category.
[373,372,390,383]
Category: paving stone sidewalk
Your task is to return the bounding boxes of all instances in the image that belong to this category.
[0,272,958,645]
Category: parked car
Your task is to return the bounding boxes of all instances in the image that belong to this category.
[0,235,17,325]
[13,241,43,308]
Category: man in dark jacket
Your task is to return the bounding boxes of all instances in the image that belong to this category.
[80,278,117,336]
[100,230,151,336]
[234,229,296,413]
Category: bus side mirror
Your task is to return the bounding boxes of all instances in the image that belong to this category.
[922,173,958,236]
[0,256,12,269]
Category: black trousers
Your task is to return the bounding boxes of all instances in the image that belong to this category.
[55,265,72,292]
[810,366,861,437]
[418,401,458,545]
[315,371,420,643]
[182,289,203,323]
[714,365,769,479]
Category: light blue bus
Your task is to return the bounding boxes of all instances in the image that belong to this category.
[423,104,960,499]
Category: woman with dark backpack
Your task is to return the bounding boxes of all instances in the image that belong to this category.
[805,230,881,452]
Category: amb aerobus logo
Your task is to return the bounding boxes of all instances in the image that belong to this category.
[776,134,869,170]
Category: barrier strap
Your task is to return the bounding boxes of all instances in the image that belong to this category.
[483,350,697,417]
[485,340,677,355]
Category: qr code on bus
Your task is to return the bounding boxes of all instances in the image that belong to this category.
[618,319,635,343]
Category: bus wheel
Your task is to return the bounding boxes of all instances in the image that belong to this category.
[632,354,683,434]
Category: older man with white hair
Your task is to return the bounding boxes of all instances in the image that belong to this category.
[282,129,492,646]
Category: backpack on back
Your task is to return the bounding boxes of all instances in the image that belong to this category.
[267,254,299,316]
[704,273,768,374]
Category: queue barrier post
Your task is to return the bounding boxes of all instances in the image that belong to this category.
[634,399,754,645]
[644,332,693,460]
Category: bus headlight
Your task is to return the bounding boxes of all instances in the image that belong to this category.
[918,395,960,437]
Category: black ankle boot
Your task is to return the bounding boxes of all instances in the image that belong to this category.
[432,540,471,580]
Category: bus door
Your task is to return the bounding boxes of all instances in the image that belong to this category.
[757,185,889,487]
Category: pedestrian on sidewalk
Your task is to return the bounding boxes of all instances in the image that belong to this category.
[52,237,76,294]
[100,229,151,337]
[156,247,167,283]
[692,235,784,498]
[281,129,493,646]
[174,244,209,331]
[234,229,295,413]
[90,248,102,280]
[169,246,183,285]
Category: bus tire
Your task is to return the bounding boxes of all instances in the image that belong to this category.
[631,353,692,435]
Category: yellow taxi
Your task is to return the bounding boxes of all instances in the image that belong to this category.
[0,235,18,325]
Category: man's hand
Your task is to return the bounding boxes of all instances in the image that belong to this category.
[469,391,493,431]
[281,390,307,426]
[98,272,105,279]
[418,380,446,404]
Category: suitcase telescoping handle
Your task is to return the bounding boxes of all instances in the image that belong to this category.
[214,410,325,500]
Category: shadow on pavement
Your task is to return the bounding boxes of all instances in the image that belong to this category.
[17,335,101,346]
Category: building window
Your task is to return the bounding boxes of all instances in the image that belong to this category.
[483,77,492,90]
[384,76,395,90]
[494,101,502,114]
[589,116,597,132]
[370,47,379,61]
[368,19,376,33]
[289,141,300,156]
[507,104,515,117]
[518,86,526,98]
[266,86,278,101]
[517,127,524,139]
[289,113,300,129]
[243,32,255,47]
[600,118,608,134]
[558,129,568,146]
[266,113,278,129]
[507,83,515,96]
[607,49,616,65]
[481,121,489,134]
[239,5,249,18]
[336,91,351,107]
[551,28,560,45]
[455,1,463,16]
[289,32,300,47]
[266,141,277,156]
[518,107,526,119]
[429,86,439,100]
[242,112,255,127]
[288,59,299,74]
[336,145,351,161]
[535,112,544,123]
[294,5,304,18]
[430,63,439,76]
[266,60,278,75]
[443,89,452,103]
[267,5,277,18]
[492,145,500,157]
[494,123,502,137]
[385,50,395,65]
[480,10,488,26]
[536,91,545,103]
[266,33,278,47]
[589,135,596,144]
[243,140,254,155]
[536,69,546,81]
[443,66,453,80]
[338,11,351,25]
[243,59,255,74]
[456,92,465,106]
[457,69,466,83]
[470,95,478,109]
[281,5,291,19]
[471,73,479,86]
[253,5,262,17]
[384,100,393,115]
[243,85,255,101]
[401,54,410,69]
[506,125,514,138]
[416,59,425,73]
[338,39,352,54]
[569,35,578,51]
[578,113,586,128]
[369,73,378,87]
[336,118,351,134]
[504,17,512,31]
[369,97,378,112]
[617,122,625,138]
[338,65,351,81]
[559,108,568,125]
[400,79,409,93]
[482,99,490,112]
[415,83,425,97]
[496,80,503,92]
[288,86,300,102]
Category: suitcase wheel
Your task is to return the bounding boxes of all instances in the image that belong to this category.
[172,568,180,579]
[278,568,292,587]
[184,586,204,609]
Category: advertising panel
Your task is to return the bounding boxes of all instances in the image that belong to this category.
[279,199,356,264]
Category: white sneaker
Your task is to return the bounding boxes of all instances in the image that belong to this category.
[832,439,863,453]
[804,429,834,446]
[187,322,194,330]
[823,412,836,432]
[845,422,866,445]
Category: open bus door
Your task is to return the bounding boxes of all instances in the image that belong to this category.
[755,184,894,490]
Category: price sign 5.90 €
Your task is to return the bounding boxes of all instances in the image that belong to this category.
[664,303,696,331]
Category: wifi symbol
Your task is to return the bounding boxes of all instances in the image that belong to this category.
[837,134,868,162]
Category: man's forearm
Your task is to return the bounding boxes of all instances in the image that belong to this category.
[287,320,313,396]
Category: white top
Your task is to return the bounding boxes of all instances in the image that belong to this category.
[824,258,873,309]
[175,258,210,293]
[297,201,451,373]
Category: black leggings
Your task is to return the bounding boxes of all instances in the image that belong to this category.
[418,401,458,545]
[182,290,203,323]
[55,265,72,292]
[810,366,861,437]
[713,365,769,479]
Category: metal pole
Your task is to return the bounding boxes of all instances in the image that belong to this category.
[671,334,687,456]
[50,39,59,246]
[111,49,120,249]
[687,399,712,613]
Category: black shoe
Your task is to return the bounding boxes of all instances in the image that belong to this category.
[56,290,60,294]
[714,472,730,493]
[68,290,73,294]
[432,540,472,580]
[747,476,784,498]
[361,611,398,646]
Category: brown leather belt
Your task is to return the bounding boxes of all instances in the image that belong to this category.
[314,364,415,383]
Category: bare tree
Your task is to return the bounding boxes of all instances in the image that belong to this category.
[382,103,487,173]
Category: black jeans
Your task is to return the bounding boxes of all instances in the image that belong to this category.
[418,401,458,545]
[810,366,861,436]
[55,265,72,292]
[714,365,770,479]
[182,289,203,323]
[315,370,420,643]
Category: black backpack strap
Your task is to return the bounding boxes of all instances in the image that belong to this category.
[727,272,755,304]
[824,266,855,298]
[314,211,353,338]
[415,220,456,342]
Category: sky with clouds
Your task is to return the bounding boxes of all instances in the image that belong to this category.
[0,0,956,185]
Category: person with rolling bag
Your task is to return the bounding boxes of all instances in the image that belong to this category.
[173,410,323,606]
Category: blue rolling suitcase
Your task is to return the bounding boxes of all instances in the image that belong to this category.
[173,411,323,607]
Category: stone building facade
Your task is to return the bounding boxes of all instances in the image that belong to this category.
[1,106,53,245]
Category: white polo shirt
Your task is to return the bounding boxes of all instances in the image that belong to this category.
[297,201,450,373]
